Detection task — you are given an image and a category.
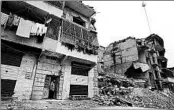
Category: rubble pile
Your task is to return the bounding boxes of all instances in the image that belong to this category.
[126,88,174,109]
[93,74,135,106]
[93,73,174,110]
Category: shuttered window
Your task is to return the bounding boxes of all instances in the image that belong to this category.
[1,46,23,67]
[70,85,88,95]
[1,79,16,98]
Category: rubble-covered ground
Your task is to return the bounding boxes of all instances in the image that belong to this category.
[1,73,174,110]
[1,100,100,110]
[93,73,174,110]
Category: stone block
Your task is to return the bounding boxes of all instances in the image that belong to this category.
[34,81,44,87]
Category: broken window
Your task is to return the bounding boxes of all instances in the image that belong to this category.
[73,16,86,27]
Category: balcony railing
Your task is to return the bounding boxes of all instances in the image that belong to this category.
[46,15,62,40]
[60,19,99,55]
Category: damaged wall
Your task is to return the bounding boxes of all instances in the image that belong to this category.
[13,54,37,100]
[103,37,139,75]
[31,55,61,100]
[97,46,105,75]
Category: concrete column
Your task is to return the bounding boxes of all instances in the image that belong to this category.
[62,61,71,99]
[13,54,37,101]
[88,68,94,98]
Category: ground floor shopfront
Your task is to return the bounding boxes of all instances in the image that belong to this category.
[1,41,98,101]
[31,55,98,100]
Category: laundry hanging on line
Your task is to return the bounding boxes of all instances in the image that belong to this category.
[2,12,48,39]
[1,12,9,25]
[16,18,47,38]
[31,23,47,36]
[12,15,21,26]
[16,18,33,38]
[1,12,21,29]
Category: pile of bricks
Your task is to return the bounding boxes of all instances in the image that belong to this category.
[93,74,134,106]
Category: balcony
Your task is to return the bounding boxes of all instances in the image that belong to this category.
[65,1,96,18]
[55,19,98,62]
[1,11,45,49]
[60,19,99,55]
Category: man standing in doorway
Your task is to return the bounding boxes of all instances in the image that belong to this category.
[50,79,56,99]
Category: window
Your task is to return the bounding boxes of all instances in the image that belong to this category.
[73,16,85,27]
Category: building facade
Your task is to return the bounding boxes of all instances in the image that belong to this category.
[1,1,99,100]
[102,34,172,91]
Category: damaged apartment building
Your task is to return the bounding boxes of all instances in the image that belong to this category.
[103,34,174,91]
[1,1,99,100]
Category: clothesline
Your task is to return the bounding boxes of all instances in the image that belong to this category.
[1,12,47,38]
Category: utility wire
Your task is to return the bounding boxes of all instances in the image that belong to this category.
[142,1,152,34]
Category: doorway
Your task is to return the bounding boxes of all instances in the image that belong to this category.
[43,75,60,99]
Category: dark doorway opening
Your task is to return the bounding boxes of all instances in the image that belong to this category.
[43,75,60,99]
[73,16,85,27]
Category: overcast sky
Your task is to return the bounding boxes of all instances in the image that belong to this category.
[84,1,174,68]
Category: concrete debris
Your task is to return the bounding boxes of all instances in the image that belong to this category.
[94,74,134,106]
[93,73,174,110]
[100,34,173,92]
[127,88,174,110]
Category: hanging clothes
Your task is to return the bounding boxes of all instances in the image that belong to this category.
[1,12,9,25]
[37,34,45,43]
[12,15,20,26]
[36,23,41,36]
[6,13,14,27]
[35,23,47,36]
[16,18,33,38]
[40,25,47,36]
[30,22,37,35]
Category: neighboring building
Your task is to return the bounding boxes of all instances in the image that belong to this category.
[1,1,99,100]
[97,46,105,75]
[102,34,172,91]
[164,67,174,92]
